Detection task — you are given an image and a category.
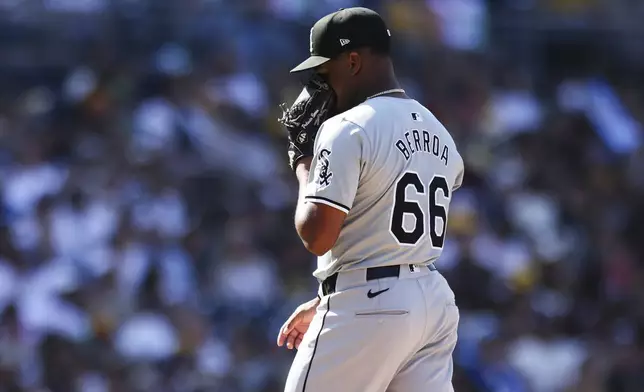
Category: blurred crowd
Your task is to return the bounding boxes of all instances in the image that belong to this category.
[1,0,644,391]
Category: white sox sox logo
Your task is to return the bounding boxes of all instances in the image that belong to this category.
[316,148,333,188]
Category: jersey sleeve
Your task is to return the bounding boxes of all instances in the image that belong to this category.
[452,154,465,191]
[453,165,464,191]
[304,119,365,214]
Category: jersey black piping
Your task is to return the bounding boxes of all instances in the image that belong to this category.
[302,296,331,391]
[304,196,350,212]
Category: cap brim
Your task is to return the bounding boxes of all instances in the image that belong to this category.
[290,56,331,73]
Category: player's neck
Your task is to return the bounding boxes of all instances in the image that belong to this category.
[359,65,404,102]
[363,77,401,98]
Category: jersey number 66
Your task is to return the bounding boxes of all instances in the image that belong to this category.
[389,171,450,248]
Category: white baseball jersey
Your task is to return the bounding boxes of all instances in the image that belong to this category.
[305,96,464,281]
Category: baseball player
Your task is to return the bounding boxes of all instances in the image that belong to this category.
[276,7,464,392]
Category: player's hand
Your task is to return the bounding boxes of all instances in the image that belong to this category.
[277,296,321,350]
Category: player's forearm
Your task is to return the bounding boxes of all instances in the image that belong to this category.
[293,158,330,256]
[295,156,313,200]
[294,158,318,251]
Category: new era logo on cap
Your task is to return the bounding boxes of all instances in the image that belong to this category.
[340,38,351,46]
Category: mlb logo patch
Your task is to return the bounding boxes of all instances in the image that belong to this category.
[411,112,423,122]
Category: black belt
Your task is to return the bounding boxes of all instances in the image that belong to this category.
[321,264,437,296]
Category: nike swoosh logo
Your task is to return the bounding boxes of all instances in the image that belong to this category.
[367,288,390,299]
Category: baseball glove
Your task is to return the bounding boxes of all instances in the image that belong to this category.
[278,74,335,170]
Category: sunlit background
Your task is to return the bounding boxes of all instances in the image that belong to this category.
[1,0,644,391]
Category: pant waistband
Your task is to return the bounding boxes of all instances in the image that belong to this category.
[321,263,436,296]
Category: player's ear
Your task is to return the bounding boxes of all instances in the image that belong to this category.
[347,52,362,76]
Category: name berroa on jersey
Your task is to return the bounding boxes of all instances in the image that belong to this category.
[395,128,449,166]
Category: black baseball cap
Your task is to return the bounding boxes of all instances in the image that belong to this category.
[290,7,392,73]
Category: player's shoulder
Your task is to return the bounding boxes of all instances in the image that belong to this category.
[339,102,379,128]
[322,99,394,135]
[323,103,373,130]
[318,106,371,142]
